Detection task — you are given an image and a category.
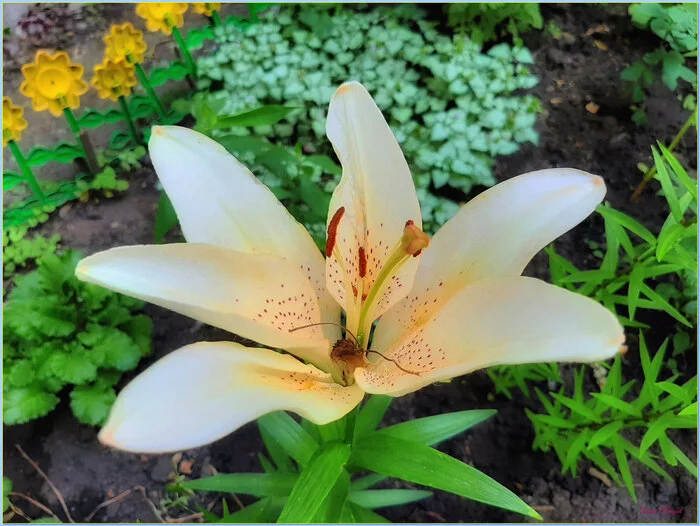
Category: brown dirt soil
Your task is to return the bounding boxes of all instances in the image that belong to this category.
[3,3,697,524]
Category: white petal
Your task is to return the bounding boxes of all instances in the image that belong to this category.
[99,342,364,453]
[149,126,337,333]
[357,277,624,396]
[374,168,606,351]
[325,82,422,333]
[77,244,335,370]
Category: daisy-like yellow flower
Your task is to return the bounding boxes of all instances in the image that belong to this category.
[92,58,138,102]
[136,3,188,35]
[19,51,88,117]
[3,97,28,147]
[192,2,221,17]
[104,23,148,65]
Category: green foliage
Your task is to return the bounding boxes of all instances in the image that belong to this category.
[487,362,562,399]
[3,477,11,513]
[550,146,697,328]
[445,3,544,44]
[528,341,697,501]
[490,146,698,496]
[3,250,153,426]
[97,145,147,173]
[623,3,697,125]
[196,4,540,233]
[3,224,60,280]
[178,404,535,522]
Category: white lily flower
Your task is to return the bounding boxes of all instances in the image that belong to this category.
[77,81,625,453]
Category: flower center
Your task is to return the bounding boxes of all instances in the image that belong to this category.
[326,210,430,348]
[36,68,71,99]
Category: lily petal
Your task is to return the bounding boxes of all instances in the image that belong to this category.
[325,82,422,334]
[374,169,606,351]
[149,126,338,338]
[99,342,364,453]
[356,277,624,396]
[77,244,335,371]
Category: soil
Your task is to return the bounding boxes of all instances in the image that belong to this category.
[2,3,697,524]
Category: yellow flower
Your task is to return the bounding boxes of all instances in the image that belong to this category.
[136,3,188,35]
[77,82,625,453]
[19,51,88,117]
[3,97,28,147]
[192,2,221,17]
[104,23,148,65]
[92,58,137,102]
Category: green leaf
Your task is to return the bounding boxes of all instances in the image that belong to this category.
[376,409,496,447]
[590,394,642,418]
[70,383,117,426]
[218,497,284,523]
[259,424,296,473]
[640,413,674,455]
[351,473,388,491]
[3,171,25,191]
[678,401,697,417]
[347,503,391,523]
[257,412,319,466]
[3,386,60,425]
[180,473,297,497]
[89,327,143,372]
[670,441,698,477]
[3,476,12,513]
[550,393,602,423]
[349,489,432,510]
[154,191,180,244]
[613,441,636,502]
[640,283,692,326]
[652,147,683,222]
[587,420,624,450]
[119,315,154,356]
[596,205,656,245]
[354,395,393,439]
[310,469,350,523]
[216,106,298,128]
[627,264,644,320]
[277,443,351,523]
[659,143,698,200]
[656,223,693,262]
[51,347,98,384]
[351,435,540,519]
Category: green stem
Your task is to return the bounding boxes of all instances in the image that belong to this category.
[134,62,167,120]
[632,108,697,201]
[7,139,45,200]
[63,108,97,174]
[211,10,223,26]
[171,26,197,78]
[118,95,141,145]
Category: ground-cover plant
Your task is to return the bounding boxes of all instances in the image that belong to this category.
[444,3,544,44]
[3,250,153,426]
[528,336,696,502]
[75,82,623,521]
[486,144,698,497]
[196,3,540,233]
[622,3,697,125]
[2,225,60,282]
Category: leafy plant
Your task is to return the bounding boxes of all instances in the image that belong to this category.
[97,145,147,173]
[488,145,697,494]
[3,250,153,426]
[444,3,544,44]
[528,337,697,501]
[622,3,697,125]
[3,224,60,280]
[196,3,540,233]
[173,403,541,523]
